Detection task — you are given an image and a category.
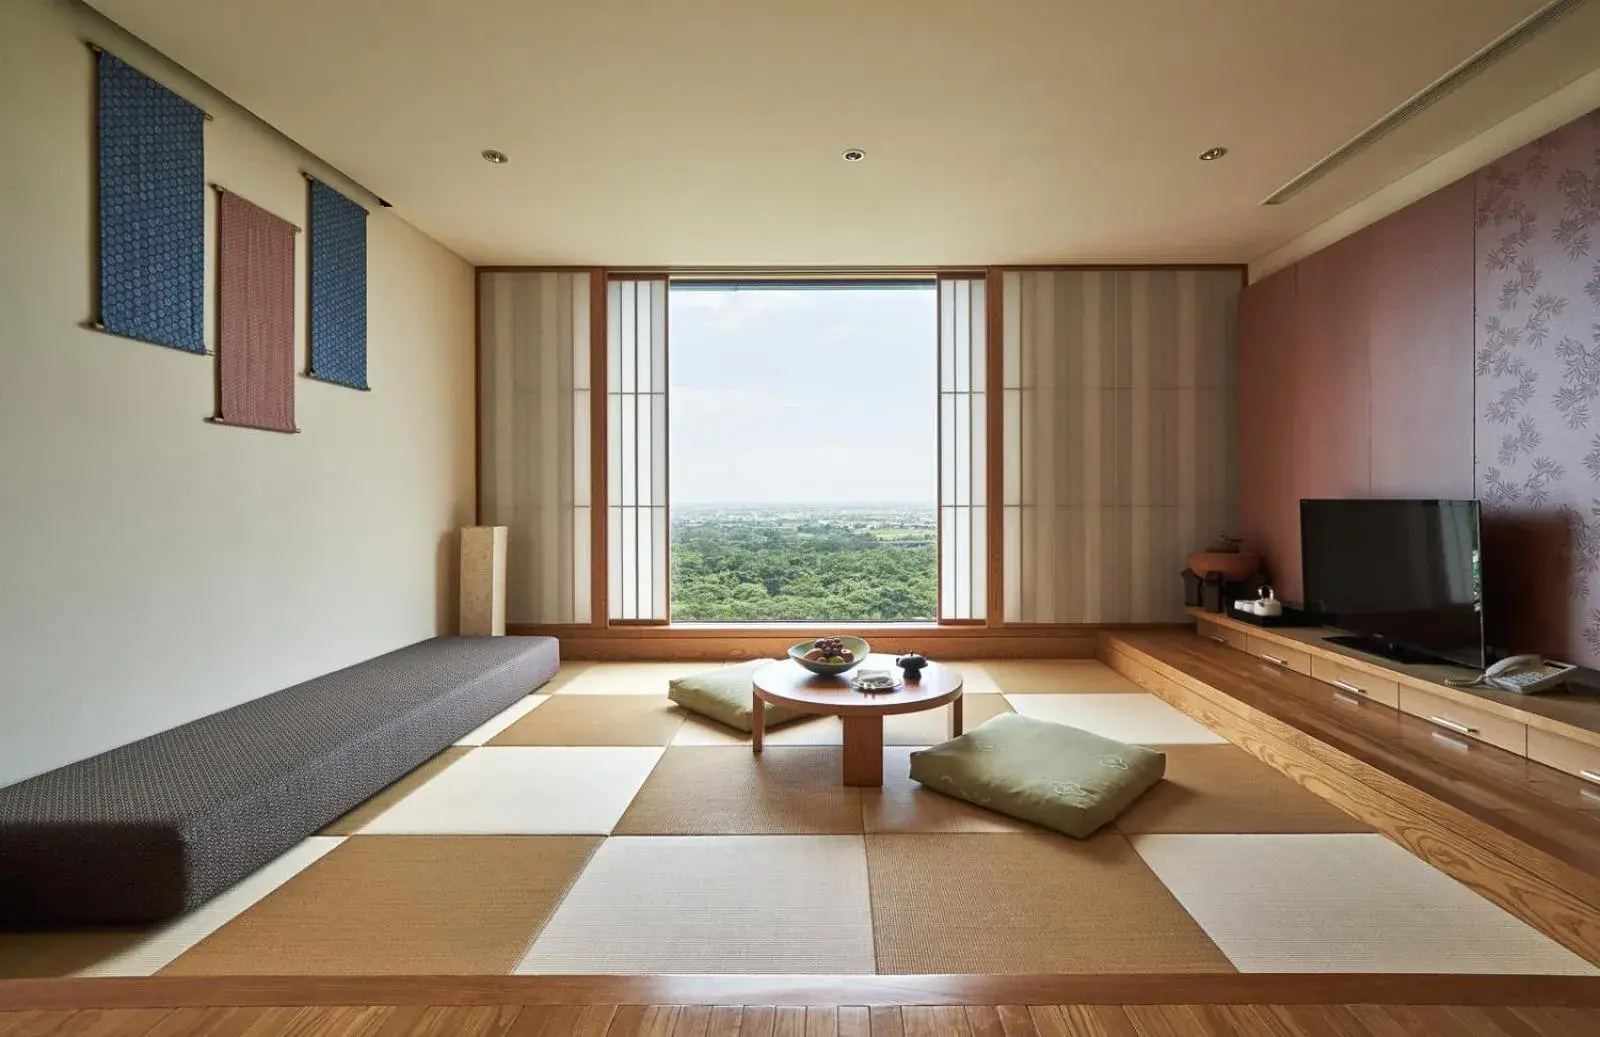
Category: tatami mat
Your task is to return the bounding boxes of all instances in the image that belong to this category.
[1006,693,1227,744]
[1130,833,1600,974]
[532,663,594,694]
[669,692,1012,748]
[613,747,863,835]
[883,694,1013,745]
[863,748,1033,834]
[517,836,875,974]
[161,836,601,976]
[982,660,1143,693]
[455,696,549,746]
[1113,746,1370,835]
[937,662,999,693]
[320,749,472,836]
[488,695,686,746]
[865,832,1234,974]
[358,747,664,834]
[672,713,841,746]
[555,662,732,695]
[0,837,346,978]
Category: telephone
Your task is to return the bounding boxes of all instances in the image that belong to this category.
[1482,654,1577,695]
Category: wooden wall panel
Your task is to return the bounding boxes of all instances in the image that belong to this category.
[1238,176,1476,606]
[1292,230,1372,516]
[1235,266,1300,596]
[1367,177,1475,499]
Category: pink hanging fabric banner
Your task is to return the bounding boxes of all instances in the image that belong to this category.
[216,189,297,433]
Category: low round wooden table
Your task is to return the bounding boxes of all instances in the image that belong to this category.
[751,655,964,787]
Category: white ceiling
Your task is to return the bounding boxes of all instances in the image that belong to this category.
[89,0,1600,266]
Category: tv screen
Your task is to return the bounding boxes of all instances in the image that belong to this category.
[1300,499,1484,669]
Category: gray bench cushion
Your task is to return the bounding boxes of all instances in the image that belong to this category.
[0,636,558,926]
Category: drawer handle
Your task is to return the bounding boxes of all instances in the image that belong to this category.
[1429,715,1477,736]
[1580,770,1600,787]
[1262,654,1291,667]
[1331,679,1366,696]
[1206,634,1228,645]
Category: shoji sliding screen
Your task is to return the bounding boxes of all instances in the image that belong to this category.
[479,271,593,624]
[938,277,987,621]
[607,277,669,621]
[1002,270,1239,622]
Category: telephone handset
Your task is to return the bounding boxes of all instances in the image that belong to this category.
[1482,654,1577,694]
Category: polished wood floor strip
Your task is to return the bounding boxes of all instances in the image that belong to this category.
[5,975,1600,1012]
[3,1002,1599,1036]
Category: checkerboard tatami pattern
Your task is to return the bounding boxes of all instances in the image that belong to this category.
[4,660,1594,978]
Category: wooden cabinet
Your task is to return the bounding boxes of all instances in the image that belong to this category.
[1195,617,1248,650]
[1310,656,1400,708]
[1398,685,1527,756]
[1246,634,1311,675]
[1528,727,1600,787]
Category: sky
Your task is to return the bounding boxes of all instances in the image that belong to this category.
[669,285,937,505]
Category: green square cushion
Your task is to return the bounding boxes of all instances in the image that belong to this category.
[909,713,1165,838]
[668,660,805,733]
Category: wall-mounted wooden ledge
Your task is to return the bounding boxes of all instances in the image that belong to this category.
[510,622,1186,660]
[1099,628,1600,966]
[5,973,1600,1011]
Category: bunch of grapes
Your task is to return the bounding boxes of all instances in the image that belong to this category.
[815,637,845,656]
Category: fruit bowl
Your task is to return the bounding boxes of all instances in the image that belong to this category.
[789,636,871,676]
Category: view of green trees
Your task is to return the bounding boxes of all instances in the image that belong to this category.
[671,506,936,622]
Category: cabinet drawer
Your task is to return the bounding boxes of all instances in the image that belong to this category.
[1246,635,1311,674]
[1397,686,1526,756]
[1310,657,1400,708]
[1528,727,1600,786]
[1196,618,1248,650]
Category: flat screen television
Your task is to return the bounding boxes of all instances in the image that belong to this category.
[1300,498,1484,670]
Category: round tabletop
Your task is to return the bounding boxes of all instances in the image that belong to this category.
[752,655,964,717]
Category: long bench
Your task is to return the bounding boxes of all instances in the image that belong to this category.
[1099,627,1600,968]
[0,636,558,927]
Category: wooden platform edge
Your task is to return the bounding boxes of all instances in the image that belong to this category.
[1097,633,1600,967]
[5,973,1600,1011]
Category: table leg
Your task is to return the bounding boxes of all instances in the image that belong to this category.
[952,694,964,737]
[752,692,765,755]
[842,715,884,787]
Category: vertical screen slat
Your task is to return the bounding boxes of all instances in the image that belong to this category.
[937,277,987,621]
[606,276,671,621]
[478,270,592,624]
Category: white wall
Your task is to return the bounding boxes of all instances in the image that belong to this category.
[0,0,477,786]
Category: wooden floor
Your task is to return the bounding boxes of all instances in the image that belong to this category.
[4,1001,1600,1036]
[5,976,1600,1035]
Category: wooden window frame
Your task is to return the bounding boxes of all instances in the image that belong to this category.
[475,265,1239,651]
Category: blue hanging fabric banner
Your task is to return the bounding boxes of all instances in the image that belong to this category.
[96,51,206,354]
[307,178,369,389]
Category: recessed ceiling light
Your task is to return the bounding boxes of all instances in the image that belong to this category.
[842,148,866,162]
[1198,146,1228,161]
[481,149,509,165]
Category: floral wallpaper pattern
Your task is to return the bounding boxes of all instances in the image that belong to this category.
[1476,110,1600,660]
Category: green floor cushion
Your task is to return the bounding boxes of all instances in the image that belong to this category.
[668,660,806,733]
[909,713,1165,838]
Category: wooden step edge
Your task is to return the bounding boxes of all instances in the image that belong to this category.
[6,973,1600,1011]
[1098,634,1600,968]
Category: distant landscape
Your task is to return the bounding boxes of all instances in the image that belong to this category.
[671,504,936,622]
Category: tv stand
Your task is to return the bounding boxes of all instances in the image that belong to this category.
[1322,633,1447,666]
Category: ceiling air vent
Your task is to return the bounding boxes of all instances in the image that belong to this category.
[1262,0,1591,205]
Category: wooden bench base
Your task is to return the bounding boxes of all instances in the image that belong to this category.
[1099,629,1600,967]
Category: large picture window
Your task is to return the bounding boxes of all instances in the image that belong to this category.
[668,282,938,622]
